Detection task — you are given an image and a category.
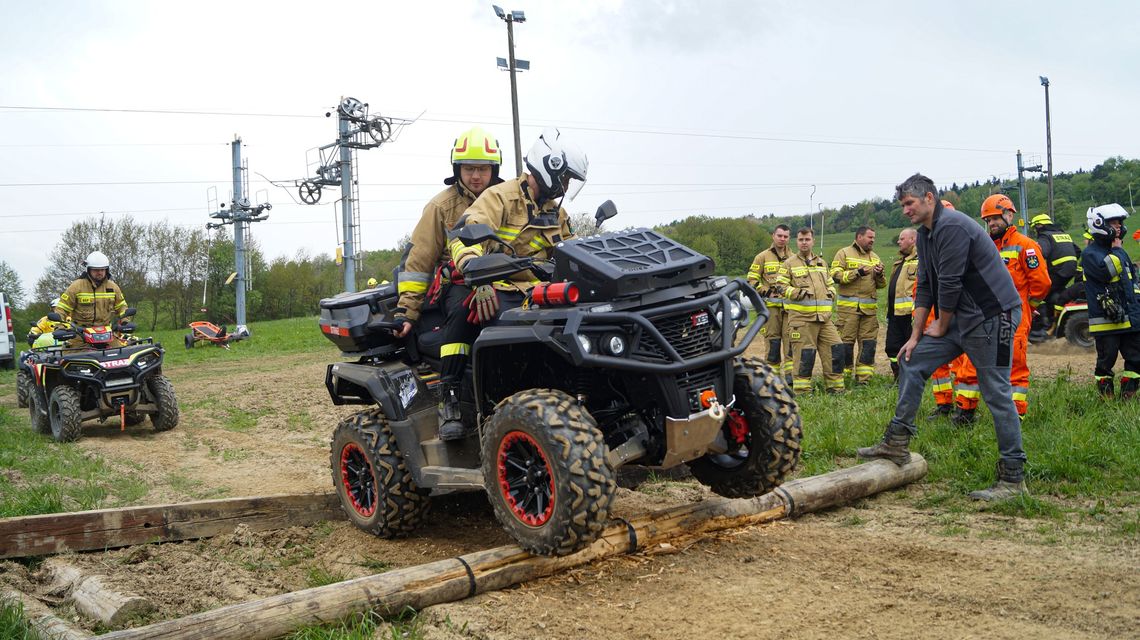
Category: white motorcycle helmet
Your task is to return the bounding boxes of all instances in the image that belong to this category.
[1087,203,1129,241]
[524,127,588,202]
[84,250,111,282]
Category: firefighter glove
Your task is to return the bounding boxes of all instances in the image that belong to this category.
[465,285,500,324]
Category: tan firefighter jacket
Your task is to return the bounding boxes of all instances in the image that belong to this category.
[829,242,886,315]
[449,177,575,293]
[55,276,128,327]
[396,182,481,322]
[889,247,918,316]
[747,244,791,310]
[776,251,836,322]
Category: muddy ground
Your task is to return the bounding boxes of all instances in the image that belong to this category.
[1,337,1137,639]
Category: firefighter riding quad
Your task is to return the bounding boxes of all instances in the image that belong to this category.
[26,310,179,442]
[320,202,802,556]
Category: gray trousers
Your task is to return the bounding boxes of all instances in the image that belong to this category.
[892,307,1027,465]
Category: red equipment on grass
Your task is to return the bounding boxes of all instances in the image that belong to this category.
[185,321,237,350]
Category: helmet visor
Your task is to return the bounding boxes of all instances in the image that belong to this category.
[561,169,586,202]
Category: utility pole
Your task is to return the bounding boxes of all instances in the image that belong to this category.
[494,6,527,176]
[294,97,411,293]
[208,136,271,333]
[1040,76,1054,217]
[1017,149,1043,235]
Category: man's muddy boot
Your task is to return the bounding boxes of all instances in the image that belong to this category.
[950,407,976,426]
[856,424,912,466]
[1097,377,1115,399]
[969,460,1028,501]
[926,404,953,420]
[437,386,468,441]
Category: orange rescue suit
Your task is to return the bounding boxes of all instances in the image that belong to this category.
[956,225,1051,416]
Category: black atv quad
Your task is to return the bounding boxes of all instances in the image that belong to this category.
[320,202,802,556]
[26,310,179,442]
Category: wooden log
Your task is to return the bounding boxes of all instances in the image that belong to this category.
[99,456,926,640]
[0,493,341,560]
[1,587,93,640]
[46,560,154,627]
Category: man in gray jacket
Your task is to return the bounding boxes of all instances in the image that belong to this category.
[857,174,1028,500]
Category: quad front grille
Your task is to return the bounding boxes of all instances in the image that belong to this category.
[634,310,716,362]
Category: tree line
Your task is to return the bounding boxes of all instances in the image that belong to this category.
[1,157,1135,329]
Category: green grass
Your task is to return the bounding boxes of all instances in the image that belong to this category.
[0,596,42,640]
[305,566,347,588]
[285,608,424,640]
[0,406,148,518]
[796,373,1140,523]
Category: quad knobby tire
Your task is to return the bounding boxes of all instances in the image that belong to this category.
[16,371,31,409]
[482,389,616,556]
[148,375,180,431]
[688,358,802,498]
[48,386,83,442]
[28,388,51,435]
[1063,311,1093,349]
[330,409,430,538]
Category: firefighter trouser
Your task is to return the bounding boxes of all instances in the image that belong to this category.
[439,285,524,387]
[884,314,912,379]
[956,304,1030,416]
[1093,331,1140,390]
[760,306,792,379]
[1036,277,1074,331]
[787,317,845,395]
[838,311,878,383]
[892,308,1026,467]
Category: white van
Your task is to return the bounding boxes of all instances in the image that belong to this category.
[0,292,14,369]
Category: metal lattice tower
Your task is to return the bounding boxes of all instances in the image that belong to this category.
[295,97,412,293]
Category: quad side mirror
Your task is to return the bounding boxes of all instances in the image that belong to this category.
[594,200,618,228]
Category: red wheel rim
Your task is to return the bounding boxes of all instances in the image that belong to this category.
[497,430,555,527]
[340,442,376,517]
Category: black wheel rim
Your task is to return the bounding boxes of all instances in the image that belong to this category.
[340,442,377,517]
[497,431,555,527]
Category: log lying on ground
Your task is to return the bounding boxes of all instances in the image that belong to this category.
[0,493,340,560]
[100,456,927,640]
[46,560,154,627]
[1,587,93,640]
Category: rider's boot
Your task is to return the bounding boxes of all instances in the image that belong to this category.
[437,384,469,441]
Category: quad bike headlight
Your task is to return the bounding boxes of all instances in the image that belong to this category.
[575,334,594,354]
[602,333,627,356]
[67,363,97,376]
[135,353,159,370]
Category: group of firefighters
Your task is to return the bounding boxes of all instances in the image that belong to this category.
[747,193,1140,413]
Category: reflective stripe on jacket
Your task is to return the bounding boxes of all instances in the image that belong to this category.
[830,243,886,315]
[56,276,127,327]
[777,252,835,322]
[747,244,790,308]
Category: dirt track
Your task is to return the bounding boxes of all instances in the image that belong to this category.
[2,339,1137,639]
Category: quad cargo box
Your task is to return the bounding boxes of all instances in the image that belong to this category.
[552,228,715,302]
[318,283,400,356]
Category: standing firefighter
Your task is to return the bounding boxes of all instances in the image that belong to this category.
[1028,213,1080,342]
[392,127,504,438]
[831,226,886,384]
[1081,204,1140,399]
[441,127,586,439]
[953,195,1051,422]
[777,227,844,395]
[55,251,128,327]
[747,224,792,383]
[885,228,918,381]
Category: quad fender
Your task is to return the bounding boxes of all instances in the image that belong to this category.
[325,361,437,422]
[472,324,574,416]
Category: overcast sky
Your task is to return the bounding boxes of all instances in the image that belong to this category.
[3,0,1138,294]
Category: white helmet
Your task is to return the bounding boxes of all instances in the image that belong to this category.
[1087,203,1129,240]
[84,251,110,269]
[524,127,588,202]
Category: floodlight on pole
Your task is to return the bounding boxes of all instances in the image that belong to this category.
[1040,76,1054,217]
[494,5,527,176]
